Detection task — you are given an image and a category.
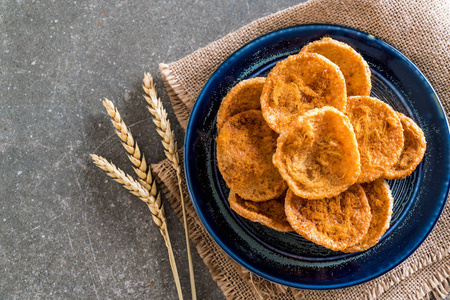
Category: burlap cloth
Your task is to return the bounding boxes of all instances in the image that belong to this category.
[150,0,450,299]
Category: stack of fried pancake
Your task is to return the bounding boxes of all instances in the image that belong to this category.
[215,37,426,253]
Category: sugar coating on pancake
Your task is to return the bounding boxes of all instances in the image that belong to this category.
[260,52,347,134]
[346,96,404,183]
[343,179,393,253]
[216,77,266,133]
[285,185,372,251]
[301,37,371,96]
[273,107,360,200]
[384,112,426,179]
[216,110,287,201]
[228,191,292,232]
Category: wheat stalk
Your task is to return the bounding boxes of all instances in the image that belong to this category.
[143,73,196,300]
[142,75,180,172]
[102,98,153,191]
[90,154,183,300]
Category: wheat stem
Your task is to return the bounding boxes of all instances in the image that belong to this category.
[90,154,183,300]
[143,73,196,300]
[102,98,153,191]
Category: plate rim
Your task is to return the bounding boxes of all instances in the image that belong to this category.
[184,24,450,290]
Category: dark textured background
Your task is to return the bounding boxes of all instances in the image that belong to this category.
[0,1,306,299]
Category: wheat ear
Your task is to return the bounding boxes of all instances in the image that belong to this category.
[143,73,196,300]
[102,98,153,191]
[90,154,183,300]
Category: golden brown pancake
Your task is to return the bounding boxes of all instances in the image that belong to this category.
[346,96,404,183]
[216,110,287,201]
[285,185,372,251]
[260,52,347,134]
[343,179,393,253]
[216,77,266,133]
[228,191,292,232]
[301,37,371,96]
[273,107,360,200]
[384,112,426,179]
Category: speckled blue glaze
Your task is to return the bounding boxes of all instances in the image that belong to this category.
[184,25,450,289]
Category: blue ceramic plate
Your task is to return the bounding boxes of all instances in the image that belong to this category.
[184,25,450,289]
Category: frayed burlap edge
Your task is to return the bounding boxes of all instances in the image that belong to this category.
[160,63,192,130]
[374,245,450,300]
[390,255,450,300]
[421,266,450,300]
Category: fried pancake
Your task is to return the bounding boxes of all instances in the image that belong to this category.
[273,107,360,200]
[346,96,404,183]
[384,112,426,179]
[260,52,347,134]
[301,37,371,96]
[216,110,287,201]
[285,185,372,251]
[228,191,292,232]
[216,77,266,133]
[343,179,393,253]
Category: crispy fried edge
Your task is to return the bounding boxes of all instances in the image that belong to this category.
[342,179,393,253]
[300,37,371,96]
[260,52,347,134]
[216,77,266,133]
[347,96,404,183]
[285,185,371,251]
[273,106,361,200]
[383,112,426,179]
[216,110,287,202]
[228,191,292,233]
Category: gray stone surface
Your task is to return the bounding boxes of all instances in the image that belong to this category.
[0,0,305,299]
